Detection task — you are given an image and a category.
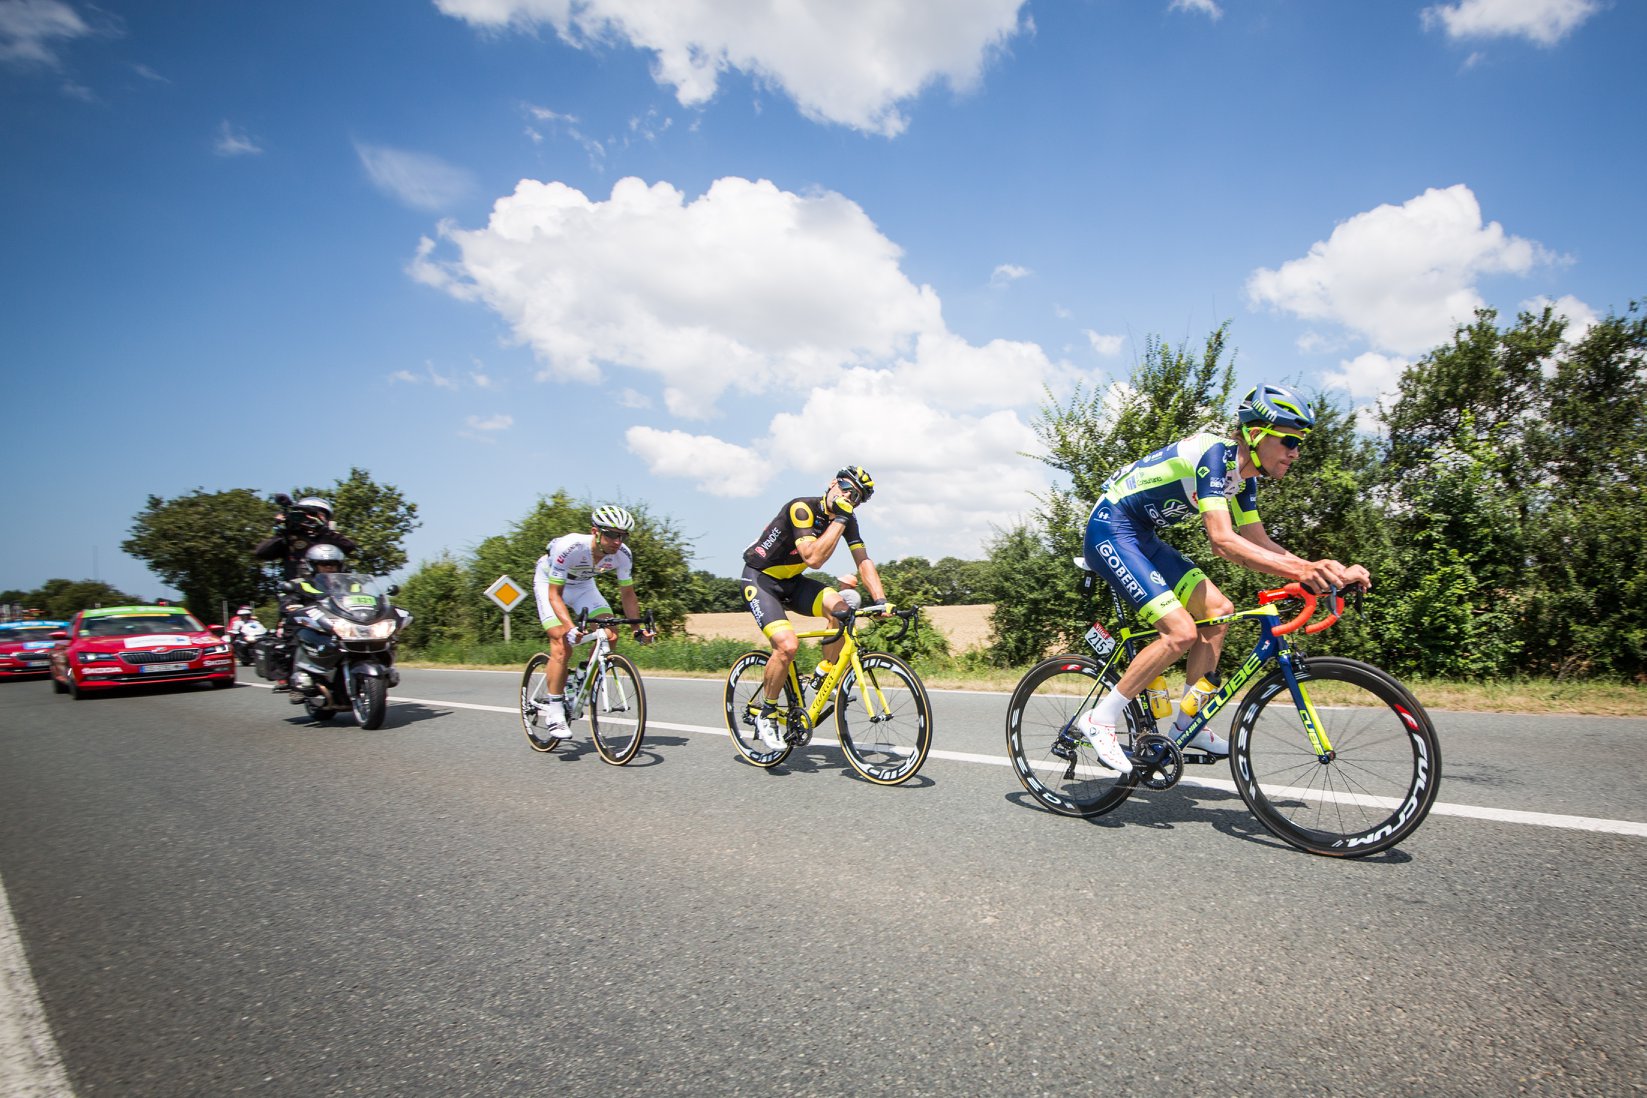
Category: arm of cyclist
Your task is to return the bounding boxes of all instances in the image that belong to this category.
[543,583,581,643]
[849,549,890,614]
[619,584,654,645]
[1204,511,1371,593]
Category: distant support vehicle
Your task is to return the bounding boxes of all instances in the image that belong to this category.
[0,620,69,678]
[49,606,235,699]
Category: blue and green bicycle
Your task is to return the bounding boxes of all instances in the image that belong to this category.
[1005,567,1441,857]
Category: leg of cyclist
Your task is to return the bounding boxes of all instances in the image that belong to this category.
[1079,517,1206,773]
[534,580,604,743]
[741,570,798,750]
[1174,578,1235,754]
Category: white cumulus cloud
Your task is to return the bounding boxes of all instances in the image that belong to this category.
[411,175,1056,418]
[1422,0,1601,46]
[435,0,1030,137]
[1169,0,1223,20]
[626,427,771,497]
[0,0,90,66]
[214,121,263,157]
[1246,184,1553,357]
[356,142,476,211]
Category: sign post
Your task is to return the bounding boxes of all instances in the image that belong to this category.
[484,575,528,642]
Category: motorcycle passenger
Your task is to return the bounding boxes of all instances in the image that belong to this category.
[273,543,350,693]
[254,497,358,581]
[527,505,655,751]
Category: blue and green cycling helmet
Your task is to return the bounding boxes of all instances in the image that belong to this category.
[1238,383,1314,439]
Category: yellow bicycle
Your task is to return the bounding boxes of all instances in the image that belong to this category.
[722,606,932,785]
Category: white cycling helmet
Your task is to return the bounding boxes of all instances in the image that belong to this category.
[590,505,636,532]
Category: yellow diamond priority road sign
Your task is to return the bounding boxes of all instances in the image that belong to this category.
[484,575,527,613]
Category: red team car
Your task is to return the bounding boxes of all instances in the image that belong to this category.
[49,605,235,698]
[0,620,68,678]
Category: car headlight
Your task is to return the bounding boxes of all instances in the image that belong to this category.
[204,644,230,655]
[78,652,119,663]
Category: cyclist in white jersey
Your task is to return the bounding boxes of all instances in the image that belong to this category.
[530,505,653,743]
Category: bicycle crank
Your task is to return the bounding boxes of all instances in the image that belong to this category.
[783,707,814,747]
[1133,734,1184,790]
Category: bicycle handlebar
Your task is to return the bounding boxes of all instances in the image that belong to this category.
[1257,583,1361,636]
[822,604,918,644]
[574,609,656,630]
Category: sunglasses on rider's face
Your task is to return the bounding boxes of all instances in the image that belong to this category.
[595,527,628,541]
[1265,430,1305,451]
[835,478,863,504]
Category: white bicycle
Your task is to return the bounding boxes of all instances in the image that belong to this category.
[519,610,652,765]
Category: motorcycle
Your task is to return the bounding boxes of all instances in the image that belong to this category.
[283,572,411,729]
[231,618,267,666]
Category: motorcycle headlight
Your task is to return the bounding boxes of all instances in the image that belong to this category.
[334,620,397,641]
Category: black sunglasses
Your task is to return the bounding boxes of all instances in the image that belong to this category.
[595,527,629,541]
[1265,431,1304,450]
[835,478,863,504]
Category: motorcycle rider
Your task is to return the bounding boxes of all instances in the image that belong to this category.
[272,543,350,693]
[226,606,256,643]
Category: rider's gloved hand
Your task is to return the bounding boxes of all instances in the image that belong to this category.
[564,627,582,645]
[829,494,855,518]
[633,628,655,646]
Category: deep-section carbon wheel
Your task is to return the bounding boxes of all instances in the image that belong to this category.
[723,650,792,768]
[1230,656,1442,857]
[589,653,647,765]
[834,652,932,785]
[519,652,565,753]
[1004,655,1140,817]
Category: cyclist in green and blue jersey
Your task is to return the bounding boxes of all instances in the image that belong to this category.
[1077,384,1371,773]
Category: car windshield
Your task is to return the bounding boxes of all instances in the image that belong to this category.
[0,626,60,642]
[80,613,203,638]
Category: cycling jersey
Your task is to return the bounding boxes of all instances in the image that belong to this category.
[1084,432,1259,624]
[743,497,864,580]
[1096,431,1260,531]
[533,534,634,628]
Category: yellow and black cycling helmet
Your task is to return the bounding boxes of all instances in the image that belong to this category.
[835,465,876,503]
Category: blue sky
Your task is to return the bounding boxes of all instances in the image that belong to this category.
[3,0,1640,602]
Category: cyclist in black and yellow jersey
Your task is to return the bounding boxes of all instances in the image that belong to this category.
[740,465,889,750]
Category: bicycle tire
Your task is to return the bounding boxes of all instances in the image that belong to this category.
[519,652,565,753]
[589,652,647,765]
[1005,655,1140,817]
[723,650,792,768]
[834,652,932,785]
[1230,656,1442,857]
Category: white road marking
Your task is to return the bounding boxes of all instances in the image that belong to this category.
[0,868,76,1098]
[249,680,1647,840]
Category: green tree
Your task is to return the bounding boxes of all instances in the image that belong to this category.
[25,579,143,620]
[394,553,474,649]
[467,493,694,642]
[683,570,746,612]
[292,467,421,576]
[122,488,277,619]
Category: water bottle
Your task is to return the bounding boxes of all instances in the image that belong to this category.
[1178,673,1222,725]
[1144,675,1173,719]
[809,659,834,695]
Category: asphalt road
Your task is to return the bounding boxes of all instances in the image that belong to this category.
[2,667,1645,1097]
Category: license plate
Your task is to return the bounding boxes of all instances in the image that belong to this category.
[141,662,190,673]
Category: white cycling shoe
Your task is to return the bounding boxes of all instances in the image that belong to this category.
[754,707,784,751]
[1077,711,1133,774]
[1184,726,1230,756]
